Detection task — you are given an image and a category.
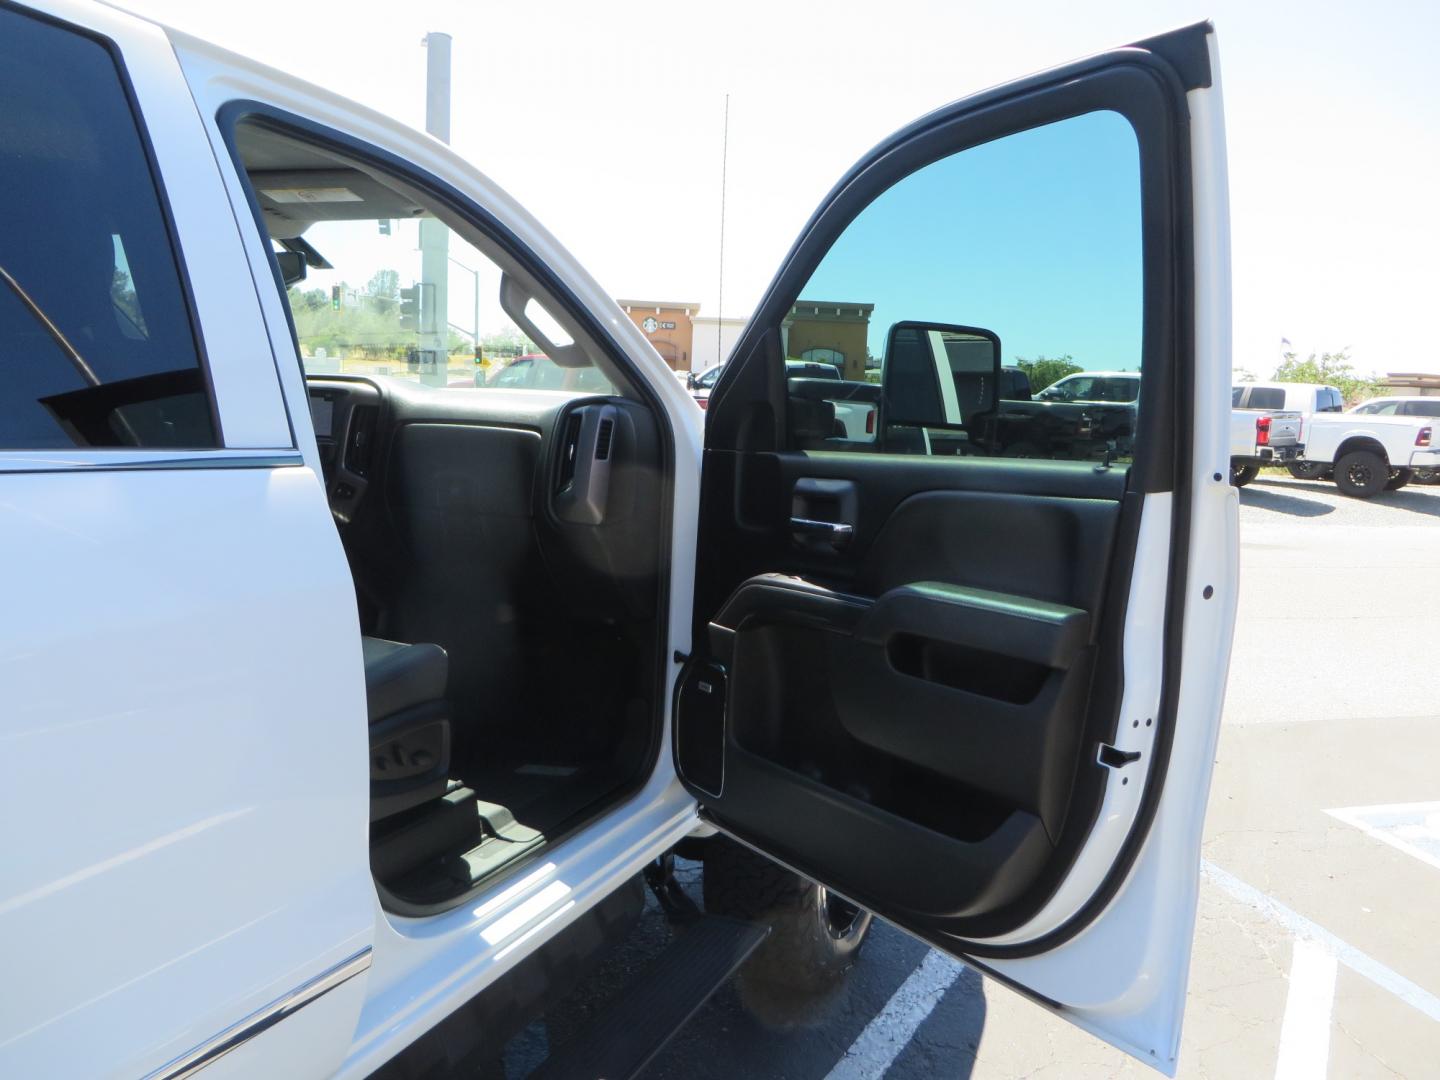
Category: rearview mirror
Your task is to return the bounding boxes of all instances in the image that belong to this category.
[881,322,1000,428]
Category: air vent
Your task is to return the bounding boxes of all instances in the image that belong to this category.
[595,417,614,461]
[344,406,378,477]
[556,411,584,492]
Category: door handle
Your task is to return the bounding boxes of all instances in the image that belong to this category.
[789,517,853,541]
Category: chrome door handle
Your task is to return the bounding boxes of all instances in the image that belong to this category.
[789,517,853,540]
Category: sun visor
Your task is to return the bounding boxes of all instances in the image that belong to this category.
[249,169,426,237]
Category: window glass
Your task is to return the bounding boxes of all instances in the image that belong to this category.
[0,8,215,450]
[238,125,613,395]
[1247,388,1286,411]
[1364,399,1399,415]
[782,111,1142,460]
[1403,399,1440,417]
[1317,389,1343,413]
[1232,387,1244,406]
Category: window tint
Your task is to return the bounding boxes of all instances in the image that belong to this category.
[1247,388,1286,411]
[0,8,215,450]
[1403,399,1440,417]
[1232,387,1244,406]
[782,111,1142,461]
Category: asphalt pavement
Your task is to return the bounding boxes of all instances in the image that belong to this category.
[507,473,1440,1080]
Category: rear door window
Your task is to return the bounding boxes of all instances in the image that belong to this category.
[1403,399,1440,417]
[0,7,216,450]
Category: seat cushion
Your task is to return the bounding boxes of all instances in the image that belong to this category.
[361,636,448,723]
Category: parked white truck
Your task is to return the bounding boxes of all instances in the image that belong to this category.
[1228,405,1303,486]
[1296,412,1439,496]
[0,6,1239,1078]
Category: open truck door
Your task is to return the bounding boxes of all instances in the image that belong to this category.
[675,22,1237,1073]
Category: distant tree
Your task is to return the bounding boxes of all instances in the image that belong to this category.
[1233,367,1258,383]
[365,269,400,315]
[1013,354,1083,392]
[1272,348,1385,406]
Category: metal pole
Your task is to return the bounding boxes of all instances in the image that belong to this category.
[716,93,729,373]
[418,32,452,386]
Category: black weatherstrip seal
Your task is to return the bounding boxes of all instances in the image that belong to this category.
[702,22,1206,961]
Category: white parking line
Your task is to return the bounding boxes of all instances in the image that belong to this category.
[826,949,964,1080]
[1273,938,1337,1080]
[1326,801,1440,874]
[1202,860,1440,1023]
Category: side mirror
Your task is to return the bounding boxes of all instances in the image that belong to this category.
[881,322,1001,429]
[687,372,698,389]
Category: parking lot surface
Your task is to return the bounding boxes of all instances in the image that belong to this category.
[509,475,1440,1080]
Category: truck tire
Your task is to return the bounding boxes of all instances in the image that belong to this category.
[1414,467,1438,485]
[1334,449,1388,498]
[702,836,871,996]
[1287,461,1330,481]
[1229,462,1259,487]
[1386,468,1413,491]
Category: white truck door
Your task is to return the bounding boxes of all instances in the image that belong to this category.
[0,3,373,1077]
[678,23,1237,1073]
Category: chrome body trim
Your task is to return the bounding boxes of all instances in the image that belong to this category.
[141,948,372,1080]
[0,450,303,473]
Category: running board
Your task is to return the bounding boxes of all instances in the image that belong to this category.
[531,914,768,1079]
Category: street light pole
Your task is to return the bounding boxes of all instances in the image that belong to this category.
[418,32,451,386]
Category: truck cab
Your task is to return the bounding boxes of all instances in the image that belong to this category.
[0,6,1239,1077]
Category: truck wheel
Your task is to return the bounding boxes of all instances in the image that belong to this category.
[1229,462,1259,487]
[1334,449,1388,498]
[702,836,871,996]
[1414,467,1439,485]
[1386,468,1413,491]
[1287,461,1329,481]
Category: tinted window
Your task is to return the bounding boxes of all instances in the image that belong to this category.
[784,110,1142,461]
[0,8,215,449]
[1247,388,1286,411]
[1404,400,1440,417]
[1317,388,1343,412]
[1232,387,1244,406]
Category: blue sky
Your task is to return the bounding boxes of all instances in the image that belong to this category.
[800,110,1141,370]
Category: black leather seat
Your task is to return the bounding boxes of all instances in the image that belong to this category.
[362,636,451,821]
[362,637,449,723]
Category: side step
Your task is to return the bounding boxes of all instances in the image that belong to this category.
[530,914,768,1080]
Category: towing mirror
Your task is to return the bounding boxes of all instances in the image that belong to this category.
[881,322,1001,428]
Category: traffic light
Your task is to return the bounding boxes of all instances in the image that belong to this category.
[330,285,341,310]
[399,285,422,331]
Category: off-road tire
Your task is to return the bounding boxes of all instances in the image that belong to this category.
[1386,468,1412,491]
[1334,449,1388,498]
[1230,462,1259,487]
[1287,461,1329,481]
[702,837,871,996]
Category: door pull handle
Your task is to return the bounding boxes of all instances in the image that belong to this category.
[789,517,853,542]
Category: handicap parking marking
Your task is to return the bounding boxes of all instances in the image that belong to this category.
[1326,801,1440,874]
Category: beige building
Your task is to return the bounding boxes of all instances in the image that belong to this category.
[618,300,699,372]
[1384,372,1440,396]
[782,300,875,381]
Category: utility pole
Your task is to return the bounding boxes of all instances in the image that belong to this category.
[418,32,451,387]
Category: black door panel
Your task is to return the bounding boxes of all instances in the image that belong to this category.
[678,450,1131,929]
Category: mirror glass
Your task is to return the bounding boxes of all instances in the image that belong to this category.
[784,109,1142,460]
